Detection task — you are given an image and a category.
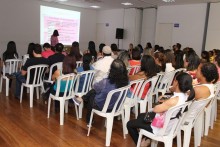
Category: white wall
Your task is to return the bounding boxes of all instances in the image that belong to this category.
[205,2,220,50]
[122,8,142,50]
[96,8,142,50]
[96,9,124,49]
[156,4,207,55]
[0,0,97,57]
[141,8,157,48]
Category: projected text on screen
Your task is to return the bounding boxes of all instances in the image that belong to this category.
[40,6,80,45]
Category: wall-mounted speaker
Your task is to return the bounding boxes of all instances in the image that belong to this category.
[116,28,124,39]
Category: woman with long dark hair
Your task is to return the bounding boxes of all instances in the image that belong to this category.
[73,59,129,124]
[70,41,82,61]
[2,41,18,61]
[88,41,97,61]
[127,72,195,146]
[50,30,59,47]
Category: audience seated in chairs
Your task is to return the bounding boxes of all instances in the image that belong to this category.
[41,43,54,58]
[73,59,129,125]
[127,72,195,146]
[76,53,94,92]
[128,47,141,75]
[14,44,49,98]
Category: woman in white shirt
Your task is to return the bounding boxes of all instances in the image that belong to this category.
[127,72,195,146]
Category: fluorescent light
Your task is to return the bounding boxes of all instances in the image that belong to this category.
[90,5,100,8]
[121,2,133,6]
[163,0,175,2]
[57,0,68,2]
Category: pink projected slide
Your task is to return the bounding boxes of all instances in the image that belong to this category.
[43,16,80,45]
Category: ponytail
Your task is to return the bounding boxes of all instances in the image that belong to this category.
[186,86,195,102]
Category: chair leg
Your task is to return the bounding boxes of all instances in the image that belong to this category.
[164,140,172,147]
[136,130,143,147]
[87,111,94,136]
[140,102,147,113]
[151,140,158,147]
[194,114,203,147]
[20,85,24,103]
[0,76,3,92]
[65,100,68,113]
[105,116,114,146]
[183,127,192,147]
[121,112,126,139]
[60,99,65,125]
[5,78,9,96]
[204,108,211,136]
[47,97,52,118]
[135,103,138,119]
[79,101,83,119]
[124,106,131,135]
[29,87,34,108]
[177,130,182,147]
[36,87,39,99]
[74,103,79,120]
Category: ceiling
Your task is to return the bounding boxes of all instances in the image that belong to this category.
[41,0,220,10]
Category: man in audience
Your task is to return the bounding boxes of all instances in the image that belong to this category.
[14,44,49,98]
[48,43,65,67]
[41,43,54,58]
[111,43,119,59]
[92,46,114,84]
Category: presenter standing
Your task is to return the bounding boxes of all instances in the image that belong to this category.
[50,30,59,49]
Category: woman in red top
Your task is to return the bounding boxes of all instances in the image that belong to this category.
[129,55,159,99]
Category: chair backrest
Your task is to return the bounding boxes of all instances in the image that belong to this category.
[102,85,130,113]
[129,78,145,101]
[153,72,164,94]
[158,102,190,136]
[139,76,159,110]
[75,70,96,94]
[46,62,63,82]
[158,70,176,91]
[3,59,22,75]
[54,73,77,98]
[76,61,83,68]
[128,65,140,75]
[22,54,30,65]
[182,97,213,126]
[26,64,49,85]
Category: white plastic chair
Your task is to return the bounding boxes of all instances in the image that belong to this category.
[20,64,48,107]
[0,59,22,96]
[76,61,83,68]
[124,78,145,134]
[138,76,159,113]
[47,73,78,125]
[128,65,140,75]
[87,85,130,146]
[43,62,63,84]
[210,82,220,129]
[152,72,164,102]
[22,54,29,65]
[137,102,189,147]
[74,70,96,118]
[177,97,213,147]
[157,70,176,96]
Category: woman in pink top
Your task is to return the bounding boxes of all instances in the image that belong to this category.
[50,30,59,47]
[129,48,141,75]
[214,54,220,81]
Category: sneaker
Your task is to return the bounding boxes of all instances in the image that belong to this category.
[72,97,81,106]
